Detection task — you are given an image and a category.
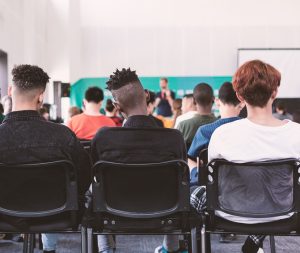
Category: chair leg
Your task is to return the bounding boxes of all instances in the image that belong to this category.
[87,228,93,253]
[206,233,211,253]
[23,234,34,253]
[23,234,29,253]
[38,233,43,250]
[81,226,87,253]
[191,227,198,253]
[269,235,276,253]
[201,226,206,253]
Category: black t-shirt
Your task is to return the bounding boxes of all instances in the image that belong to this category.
[155,90,175,117]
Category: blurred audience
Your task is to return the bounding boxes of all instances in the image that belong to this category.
[155,77,175,117]
[1,95,12,115]
[68,106,81,118]
[293,109,300,123]
[105,98,124,126]
[273,101,293,120]
[174,94,197,128]
[170,98,182,128]
[146,90,164,127]
[67,86,116,140]
[39,107,50,121]
[0,64,91,253]
[177,83,216,148]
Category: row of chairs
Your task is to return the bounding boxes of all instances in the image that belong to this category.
[0,159,200,253]
[197,149,300,253]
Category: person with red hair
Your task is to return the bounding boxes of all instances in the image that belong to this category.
[189,60,300,253]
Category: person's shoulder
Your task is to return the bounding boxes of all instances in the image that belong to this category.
[100,115,117,125]
[68,113,84,123]
[211,118,245,137]
[287,120,300,130]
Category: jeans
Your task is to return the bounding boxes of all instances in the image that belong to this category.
[42,233,59,251]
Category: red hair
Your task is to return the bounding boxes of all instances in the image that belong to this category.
[233,60,281,107]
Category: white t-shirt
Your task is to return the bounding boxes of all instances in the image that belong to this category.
[174,111,198,129]
[208,118,300,224]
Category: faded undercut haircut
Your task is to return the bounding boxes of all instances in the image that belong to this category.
[106,68,145,110]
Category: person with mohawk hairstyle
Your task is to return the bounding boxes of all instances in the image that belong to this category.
[91,68,187,253]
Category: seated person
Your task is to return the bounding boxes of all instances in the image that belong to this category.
[67,86,116,140]
[188,82,244,170]
[192,60,300,253]
[146,90,164,127]
[293,109,300,123]
[105,99,124,126]
[176,83,216,149]
[174,94,197,128]
[273,101,293,120]
[92,68,187,253]
[0,65,91,253]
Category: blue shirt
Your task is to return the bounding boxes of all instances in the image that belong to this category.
[188,117,240,159]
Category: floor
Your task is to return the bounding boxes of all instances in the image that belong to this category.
[1,234,300,253]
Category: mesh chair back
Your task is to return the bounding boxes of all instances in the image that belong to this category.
[0,160,78,217]
[207,159,300,218]
[92,160,190,218]
[80,140,92,154]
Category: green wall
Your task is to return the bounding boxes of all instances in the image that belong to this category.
[70,76,232,108]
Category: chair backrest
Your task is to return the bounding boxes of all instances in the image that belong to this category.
[92,160,190,218]
[0,160,78,218]
[80,140,92,153]
[206,159,300,219]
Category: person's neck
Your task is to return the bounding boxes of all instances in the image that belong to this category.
[12,103,38,112]
[105,111,115,117]
[126,108,148,118]
[220,107,240,119]
[196,105,212,116]
[247,104,285,126]
[84,103,102,116]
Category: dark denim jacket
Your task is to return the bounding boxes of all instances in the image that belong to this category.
[0,110,91,200]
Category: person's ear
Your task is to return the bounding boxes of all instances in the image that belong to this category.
[38,92,44,105]
[8,85,12,96]
[145,90,150,103]
[271,89,278,100]
[236,92,245,103]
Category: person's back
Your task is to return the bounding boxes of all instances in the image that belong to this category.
[177,83,216,148]
[208,60,300,253]
[0,65,91,253]
[92,68,187,253]
[174,94,197,128]
[67,86,116,140]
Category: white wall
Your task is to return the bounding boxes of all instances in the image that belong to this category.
[78,0,300,78]
[1,0,300,91]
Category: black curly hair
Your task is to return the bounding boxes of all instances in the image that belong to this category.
[12,64,50,91]
[106,68,139,91]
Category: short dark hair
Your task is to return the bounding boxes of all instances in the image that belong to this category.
[85,87,104,103]
[106,68,139,91]
[0,103,3,114]
[233,60,281,107]
[183,94,194,99]
[12,64,50,91]
[218,82,240,106]
[146,90,156,105]
[160,77,168,83]
[105,99,115,112]
[106,68,145,112]
[193,83,214,107]
[293,110,300,124]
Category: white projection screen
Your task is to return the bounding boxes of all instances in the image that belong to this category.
[238,49,300,98]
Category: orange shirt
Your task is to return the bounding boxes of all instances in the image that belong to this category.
[67,113,116,140]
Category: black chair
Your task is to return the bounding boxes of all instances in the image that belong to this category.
[80,140,92,154]
[201,158,300,253]
[0,160,86,253]
[86,160,200,253]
